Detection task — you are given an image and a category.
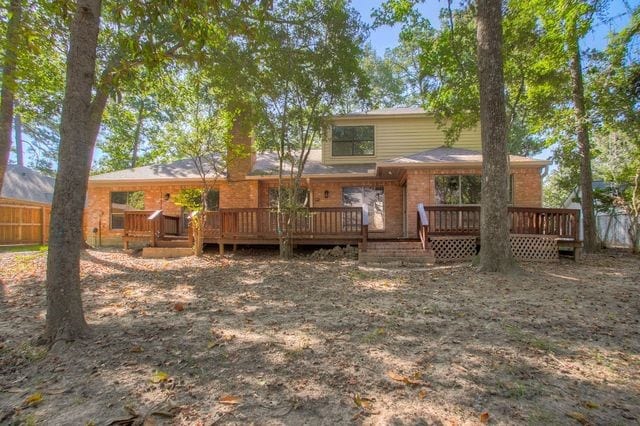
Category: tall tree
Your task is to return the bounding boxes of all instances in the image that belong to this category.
[0,0,22,191]
[476,0,518,272]
[566,4,598,252]
[44,0,101,342]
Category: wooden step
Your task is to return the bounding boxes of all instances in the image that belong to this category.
[156,239,191,248]
[142,247,193,258]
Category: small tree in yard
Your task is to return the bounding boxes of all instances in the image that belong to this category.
[167,78,242,256]
[256,0,367,259]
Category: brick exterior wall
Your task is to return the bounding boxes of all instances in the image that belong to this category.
[227,118,256,181]
[405,166,544,237]
[85,180,258,246]
[85,165,544,245]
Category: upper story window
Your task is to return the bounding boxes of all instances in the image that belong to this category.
[331,125,374,156]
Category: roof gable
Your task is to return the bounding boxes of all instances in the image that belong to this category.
[1,165,55,204]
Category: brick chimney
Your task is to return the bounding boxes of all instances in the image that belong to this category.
[227,116,256,181]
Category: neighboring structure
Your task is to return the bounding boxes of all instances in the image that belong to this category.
[0,165,55,245]
[564,180,633,248]
[85,108,577,262]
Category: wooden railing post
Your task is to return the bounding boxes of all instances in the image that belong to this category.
[361,204,369,252]
[417,203,429,250]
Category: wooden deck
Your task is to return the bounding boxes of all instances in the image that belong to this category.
[123,207,369,250]
[416,204,582,260]
[123,205,582,260]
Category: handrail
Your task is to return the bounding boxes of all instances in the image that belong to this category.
[148,210,162,220]
[418,205,580,241]
[211,207,365,240]
[417,203,429,250]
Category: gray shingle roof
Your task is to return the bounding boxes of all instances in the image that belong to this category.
[249,150,375,177]
[90,158,225,182]
[1,165,55,204]
[335,107,428,118]
[383,146,550,165]
[89,147,548,182]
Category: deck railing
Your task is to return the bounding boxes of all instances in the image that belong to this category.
[419,205,580,241]
[124,210,182,246]
[193,207,367,243]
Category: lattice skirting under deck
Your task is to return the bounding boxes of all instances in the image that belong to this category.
[430,234,559,263]
[510,234,559,262]
[430,236,477,263]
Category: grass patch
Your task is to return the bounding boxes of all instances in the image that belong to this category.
[504,323,558,353]
[362,326,387,343]
[0,244,47,253]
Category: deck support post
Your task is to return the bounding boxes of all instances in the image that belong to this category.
[361,224,368,252]
[219,243,224,255]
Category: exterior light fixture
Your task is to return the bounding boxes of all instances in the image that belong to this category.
[163,193,171,201]
[324,190,330,199]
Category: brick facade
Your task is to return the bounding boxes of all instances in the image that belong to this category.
[85,166,544,245]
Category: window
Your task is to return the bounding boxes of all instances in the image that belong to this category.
[342,187,384,231]
[268,187,309,208]
[110,191,145,229]
[331,126,374,156]
[204,189,220,211]
[434,175,512,204]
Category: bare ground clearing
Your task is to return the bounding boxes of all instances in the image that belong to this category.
[0,247,639,425]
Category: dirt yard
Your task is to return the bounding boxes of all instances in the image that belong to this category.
[0,247,639,425]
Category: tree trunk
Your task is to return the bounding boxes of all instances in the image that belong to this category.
[130,101,145,168]
[0,0,22,192]
[476,0,518,272]
[14,114,23,167]
[44,0,102,343]
[568,28,598,253]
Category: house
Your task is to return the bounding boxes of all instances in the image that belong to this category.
[85,107,579,262]
[564,180,634,249]
[0,165,55,245]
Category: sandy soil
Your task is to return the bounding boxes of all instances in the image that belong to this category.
[0,247,638,425]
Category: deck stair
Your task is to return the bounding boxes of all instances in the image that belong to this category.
[359,241,435,266]
[156,235,191,248]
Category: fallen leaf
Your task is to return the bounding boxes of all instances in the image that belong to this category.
[418,389,428,400]
[219,395,242,405]
[24,392,43,406]
[566,411,589,425]
[173,303,184,312]
[480,411,490,424]
[387,371,406,382]
[386,371,424,386]
[130,346,144,353]
[150,371,169,383]
[353,394,374,410]
[583,401,599,409]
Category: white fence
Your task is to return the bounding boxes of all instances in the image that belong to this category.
[597,213,633,248]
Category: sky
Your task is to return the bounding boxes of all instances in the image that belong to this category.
[10,1,639,169]
[350,0,638,166]
[351,0,638,54]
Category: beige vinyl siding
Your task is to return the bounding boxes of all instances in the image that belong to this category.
[323,116,481,165]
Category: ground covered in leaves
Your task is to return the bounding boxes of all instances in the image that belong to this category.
[0,247,639,425]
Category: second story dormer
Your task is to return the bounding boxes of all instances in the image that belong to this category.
[323,107,481,165]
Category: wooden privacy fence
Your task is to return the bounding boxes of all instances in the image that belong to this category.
[0,203,50,245]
